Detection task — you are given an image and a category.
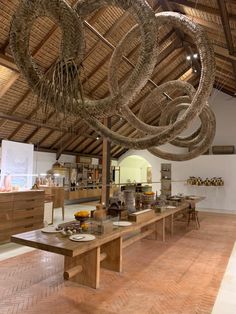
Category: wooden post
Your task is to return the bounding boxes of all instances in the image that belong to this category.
[101,118,111,207]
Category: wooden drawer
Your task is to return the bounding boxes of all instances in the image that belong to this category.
[12,215,43,228]
[0,194,13,203]
[0,207,13,220]
[0,201,13,210]
[13,191,45,201]
[13,199,44,210]
[13,207,44,220]
[11,222,44,236]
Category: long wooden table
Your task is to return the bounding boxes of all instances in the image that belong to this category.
[11,199,203,289]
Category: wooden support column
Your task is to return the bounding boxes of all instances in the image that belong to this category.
[101,118,111,207]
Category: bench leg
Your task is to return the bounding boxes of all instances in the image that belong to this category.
[64,247,100,289]
[101,237,122,273]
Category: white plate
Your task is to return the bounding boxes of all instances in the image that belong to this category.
[113,221,132,227]
[69,234,96,242]
[166,205,176,209]
[41,226,61,233]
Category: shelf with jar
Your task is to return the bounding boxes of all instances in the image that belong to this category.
[160,163,172,197]
[63,161,119,200]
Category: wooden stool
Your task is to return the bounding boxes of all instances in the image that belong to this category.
[187,209,200,229]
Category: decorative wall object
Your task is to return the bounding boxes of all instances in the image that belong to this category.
[187,176,224,186]
[10,0,216,161]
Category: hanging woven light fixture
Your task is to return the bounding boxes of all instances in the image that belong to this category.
[51,161,67,176]
[10,0,216,161]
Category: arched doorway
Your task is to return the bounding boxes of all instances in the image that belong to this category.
[118,155,152,185]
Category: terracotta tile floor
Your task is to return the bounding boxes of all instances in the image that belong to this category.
[0,212,236,314]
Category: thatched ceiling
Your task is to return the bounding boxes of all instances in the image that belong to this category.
[0,0,235,160]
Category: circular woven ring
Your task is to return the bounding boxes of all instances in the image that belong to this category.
[158,96,207,148]
[10,0,85,91]
[148,104,216,161]
[79,11,215,149]
[10,0,158,117]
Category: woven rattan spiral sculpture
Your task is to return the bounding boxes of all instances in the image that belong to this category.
[10,0,216,161]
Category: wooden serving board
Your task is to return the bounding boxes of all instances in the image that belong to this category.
[128,209,155,223]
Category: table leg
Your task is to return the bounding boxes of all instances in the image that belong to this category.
[64,247,100,289]
[101,237,122,273]
[170,214,174,236]
[155,221,158,240]
[62,205,65,221]
[162,218,166,242]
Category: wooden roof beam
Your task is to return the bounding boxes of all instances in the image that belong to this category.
[34,146,108,160]
[217,0,235,55]
[0,52,18,72]
[170,0,236,22]
[56,124,90,160]
[0,73,20,98]
[0,111,96,140]
[24,111,56,143]
[188,16,236,38]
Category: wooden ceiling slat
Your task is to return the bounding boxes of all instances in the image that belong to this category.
[159,0,201,73]
[170,0,236,22]
[216,0,236,87]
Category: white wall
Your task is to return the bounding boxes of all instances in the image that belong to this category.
[209,89,236,147]
[33,151,76,175]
